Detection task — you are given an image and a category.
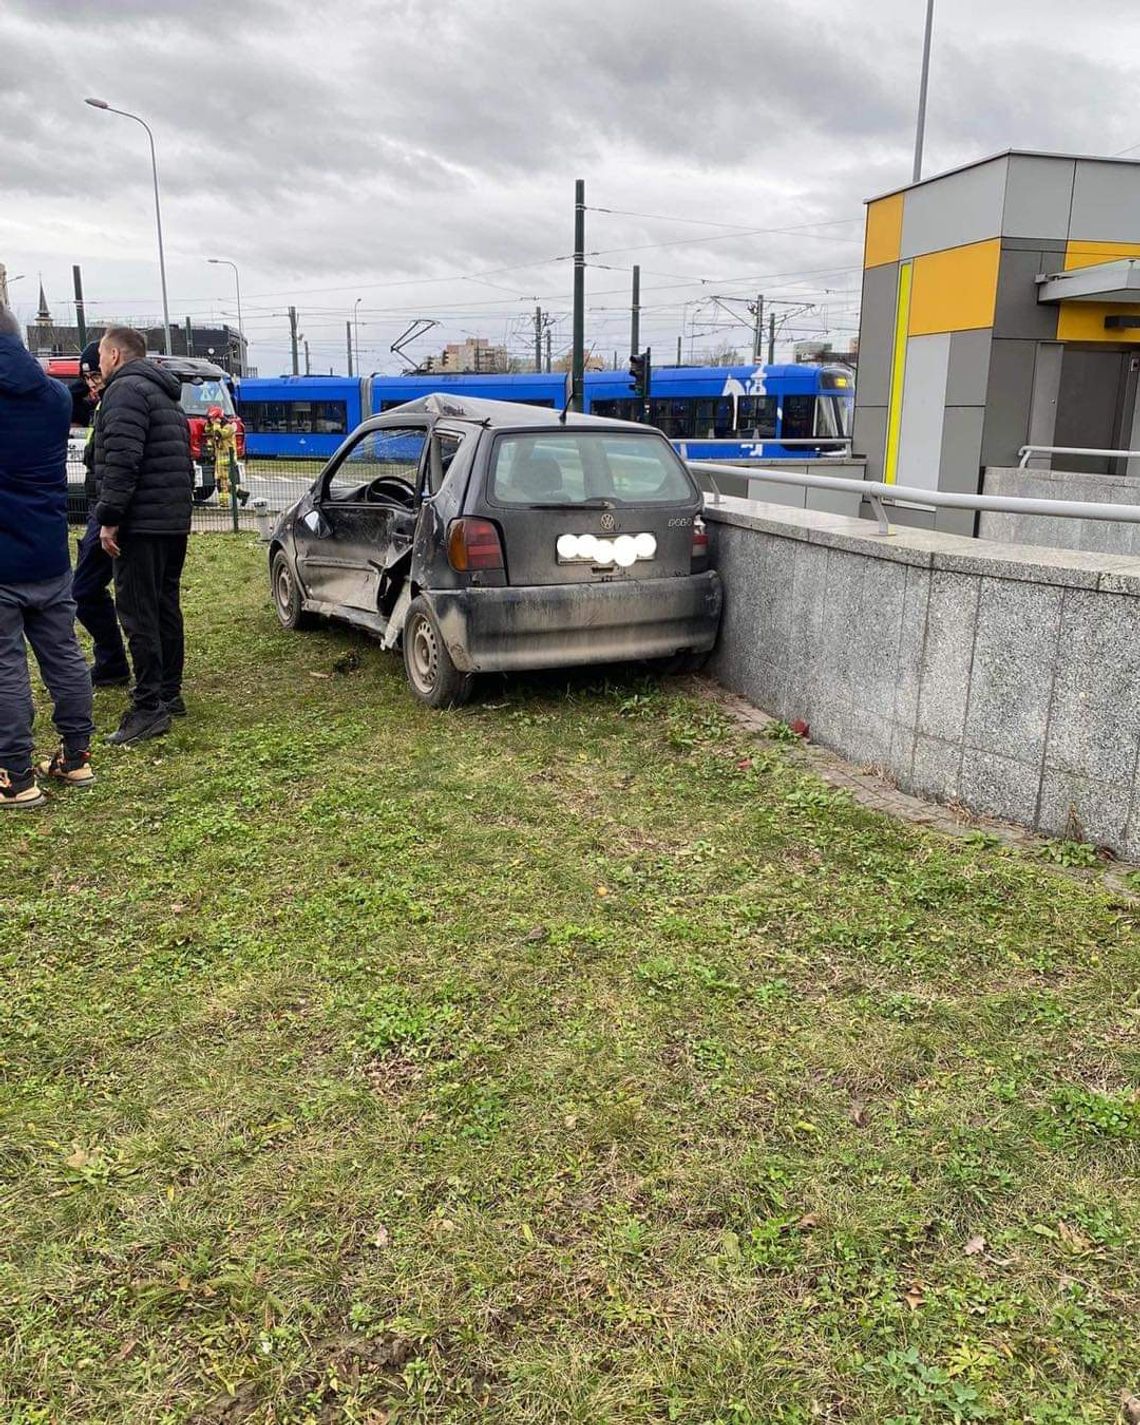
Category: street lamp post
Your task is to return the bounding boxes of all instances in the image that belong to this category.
[353,297,362,375]
[85,97,172,355]
[912,0,935,184]
[207,258,245,376]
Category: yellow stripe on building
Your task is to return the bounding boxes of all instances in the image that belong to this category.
[883,261,913,486]
[909,239,1001,335]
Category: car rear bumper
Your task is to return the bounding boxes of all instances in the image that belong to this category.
[428,571,723,673]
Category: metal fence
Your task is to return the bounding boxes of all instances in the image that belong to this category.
[66,454,324,534]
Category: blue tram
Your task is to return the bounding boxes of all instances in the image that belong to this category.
[235,364,853,462]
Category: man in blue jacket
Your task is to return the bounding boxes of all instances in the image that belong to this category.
[0,306,96,807]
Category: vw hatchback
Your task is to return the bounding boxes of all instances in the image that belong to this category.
[268,395,722,707]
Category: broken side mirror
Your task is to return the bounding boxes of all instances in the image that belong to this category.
[301,508,330,538]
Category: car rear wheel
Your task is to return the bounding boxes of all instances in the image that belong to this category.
[403,596,474,709]
[646,649,710,676]
[272,550,316,631]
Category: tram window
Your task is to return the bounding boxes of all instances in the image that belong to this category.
[691,399,717,438]
[737,396,777,439]
[781,396,815,440]
[714,398,736,438]
[263,402,289,433]
[593,398,641,422]
[314,401,348,433]
[239,401,262,431]
[648,398,688,437]
[290,401,314,434]
[521,399,556,408]
[815,396,850,440]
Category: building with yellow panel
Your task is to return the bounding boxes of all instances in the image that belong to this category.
[853,151,1140,534]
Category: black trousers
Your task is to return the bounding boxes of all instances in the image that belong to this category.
[73,513,130,681]
[113,534,188,712]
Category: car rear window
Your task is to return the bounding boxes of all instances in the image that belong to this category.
[491,431,694,506]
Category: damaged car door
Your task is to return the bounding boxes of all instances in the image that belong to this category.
[294,423,429,633]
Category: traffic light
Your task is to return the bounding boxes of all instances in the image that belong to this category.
[628,348,651,401]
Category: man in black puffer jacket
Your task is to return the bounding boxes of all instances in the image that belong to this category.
[92,326,193,746]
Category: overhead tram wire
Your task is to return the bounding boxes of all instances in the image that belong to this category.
[587,206,863,235]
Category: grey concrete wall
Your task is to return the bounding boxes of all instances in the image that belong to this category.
[706,495,1140,857]
[981,466,1140,554]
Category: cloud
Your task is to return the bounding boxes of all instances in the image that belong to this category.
[3,0,1140,372]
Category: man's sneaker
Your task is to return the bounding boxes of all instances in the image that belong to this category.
[92,670,131,689]
[38,746,96,788]
[0,767,46,809]
[106,707,172,747]
[163,695,187,718]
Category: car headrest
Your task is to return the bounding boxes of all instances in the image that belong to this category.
[513,454,564,499]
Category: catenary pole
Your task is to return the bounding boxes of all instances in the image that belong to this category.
[752,294,764,362]
[72,266,87,348]
[571,178,585,411]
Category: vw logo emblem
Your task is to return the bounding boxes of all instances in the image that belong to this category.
[599,513,616,532]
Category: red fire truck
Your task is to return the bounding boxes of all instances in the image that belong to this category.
[45,353,246,518]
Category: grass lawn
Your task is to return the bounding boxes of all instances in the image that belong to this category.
[2,536,1138,1425]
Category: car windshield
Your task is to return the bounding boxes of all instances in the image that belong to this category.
[180,378,235,416]
[491,431,694,506]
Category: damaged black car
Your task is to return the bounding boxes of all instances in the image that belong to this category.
[267,395,723,707]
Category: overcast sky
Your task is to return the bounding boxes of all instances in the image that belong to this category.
[4,0,1140,376]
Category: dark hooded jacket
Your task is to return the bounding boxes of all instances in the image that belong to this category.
[92,359,193,535]
[0,333,72,584]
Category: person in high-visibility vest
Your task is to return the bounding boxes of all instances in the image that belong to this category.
[204,405,240,505]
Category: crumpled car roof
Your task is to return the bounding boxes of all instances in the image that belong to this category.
[386,392,640,428]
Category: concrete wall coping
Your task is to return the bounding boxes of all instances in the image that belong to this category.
[704,494,1140,594]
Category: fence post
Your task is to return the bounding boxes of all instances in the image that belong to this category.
[229,447,240,533]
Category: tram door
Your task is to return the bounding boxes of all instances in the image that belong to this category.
[1053,347,1140,475]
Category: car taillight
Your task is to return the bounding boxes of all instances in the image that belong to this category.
[187,416,204,459]
[448,517,504,572]
[691,518,709,561]
[233,416,246,458]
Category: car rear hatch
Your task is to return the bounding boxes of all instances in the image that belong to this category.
[468,427,706,587]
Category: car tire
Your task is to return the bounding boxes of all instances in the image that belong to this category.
[403,596,474,709]
[271,550,316,631]
[646,649,710,676]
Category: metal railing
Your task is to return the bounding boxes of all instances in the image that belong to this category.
[691,460,1140,536]
[678,436,853,464]
[1018,444,1140,469]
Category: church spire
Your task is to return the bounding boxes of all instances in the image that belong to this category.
[35,278,51,326]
